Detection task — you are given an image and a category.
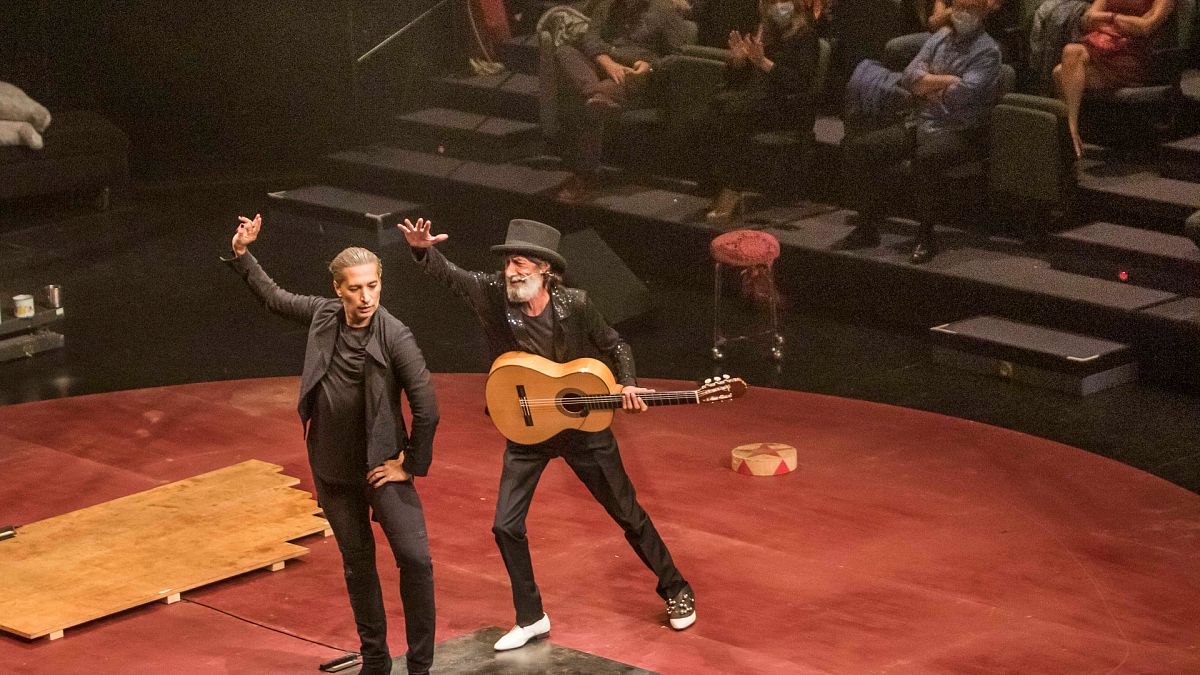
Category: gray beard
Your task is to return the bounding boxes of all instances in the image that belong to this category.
[505,272,543,303]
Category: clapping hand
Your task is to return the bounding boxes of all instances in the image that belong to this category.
[728,30,751,61]
[232,213,261,256]
[746,31,766,69]
[399,218,449,248]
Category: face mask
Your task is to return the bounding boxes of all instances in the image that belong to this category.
[769,2,795,27]
[950,10,981,35]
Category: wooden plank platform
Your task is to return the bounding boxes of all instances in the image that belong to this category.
[0,459,329,641]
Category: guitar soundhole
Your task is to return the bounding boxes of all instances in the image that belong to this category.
[557,389,588,417]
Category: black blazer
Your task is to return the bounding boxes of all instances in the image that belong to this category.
[225,251,439,478]
[411,246,637,386]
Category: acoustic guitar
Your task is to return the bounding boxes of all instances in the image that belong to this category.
[485,351,748,444]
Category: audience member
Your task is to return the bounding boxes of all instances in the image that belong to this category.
[886,0,1018,67]
[837,0,1002,264]
[703,0,824,221]
[1053,0,1177,158]
[551,0,694,202]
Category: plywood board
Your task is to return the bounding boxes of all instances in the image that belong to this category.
[0,460,328,640]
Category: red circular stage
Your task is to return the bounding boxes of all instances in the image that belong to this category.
[2,375,1198,673]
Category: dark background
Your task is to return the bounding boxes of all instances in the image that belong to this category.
[1,0,458,170]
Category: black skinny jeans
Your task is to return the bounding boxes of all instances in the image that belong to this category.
[492,428,688,627]
[314,477,436,674]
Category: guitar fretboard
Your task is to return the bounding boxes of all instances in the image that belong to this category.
[524,391,700,411]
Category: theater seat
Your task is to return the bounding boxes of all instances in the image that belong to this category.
[988,93,1075,237]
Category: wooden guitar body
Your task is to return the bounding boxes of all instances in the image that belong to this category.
[486,351,620,444]
[485,351,748,444]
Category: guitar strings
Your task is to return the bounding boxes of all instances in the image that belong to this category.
[518,392,702,409]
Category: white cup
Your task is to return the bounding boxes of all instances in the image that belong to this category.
[13,294,35,319]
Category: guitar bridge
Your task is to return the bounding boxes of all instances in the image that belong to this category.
[516,385,533,427]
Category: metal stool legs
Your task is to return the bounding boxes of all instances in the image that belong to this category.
[712,260,784,362]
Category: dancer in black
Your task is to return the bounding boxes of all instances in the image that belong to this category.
[225,214,438,675]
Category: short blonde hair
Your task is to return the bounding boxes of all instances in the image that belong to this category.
[329,247,382,285]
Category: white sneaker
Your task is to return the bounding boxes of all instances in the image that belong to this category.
[493,613,551,651]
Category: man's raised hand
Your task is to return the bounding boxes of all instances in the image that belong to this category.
[399,218,449,248]
[232,213,261,256]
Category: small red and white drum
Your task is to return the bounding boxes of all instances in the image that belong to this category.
[731,442,797,476]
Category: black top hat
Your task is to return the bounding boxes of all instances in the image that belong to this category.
[491,219,567,271]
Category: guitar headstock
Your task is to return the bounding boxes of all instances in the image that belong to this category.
[697,375,748,403]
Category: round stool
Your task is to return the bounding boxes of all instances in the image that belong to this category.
[731,442,798,476]
[710,230,783,361]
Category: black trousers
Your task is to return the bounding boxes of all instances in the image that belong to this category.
[842,121,986,232]
[492,428,688,627]
[704,89,811,192]
[314,477,436,674]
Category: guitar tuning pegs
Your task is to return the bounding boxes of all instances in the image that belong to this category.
[704,378,712,384]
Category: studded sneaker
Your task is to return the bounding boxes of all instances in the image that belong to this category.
[666,586,696,630]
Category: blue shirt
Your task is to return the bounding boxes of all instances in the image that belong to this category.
[901,27,1001,133]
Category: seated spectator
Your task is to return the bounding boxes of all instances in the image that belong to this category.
[1053,0,1176,158]
[836,0,1002,264]
[704,0,824,221]
[552,0,694,202]
[887,0,1016,67]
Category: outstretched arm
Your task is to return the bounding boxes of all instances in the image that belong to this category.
[223,214,323,324]
[399,218,493,308]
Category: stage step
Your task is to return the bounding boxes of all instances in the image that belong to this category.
[324,146,570,200]
[929,315,1137,395]
[266,184,421,248]
[1047,221,1200,295]
[499,34,540,75]
[436,72,540,123]
[1078,158,1200,226]
[1181,68,1200,103]
[1160,134,1200,183]
[392,107,542,162]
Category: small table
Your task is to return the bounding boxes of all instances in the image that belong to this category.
[0,300,65,362]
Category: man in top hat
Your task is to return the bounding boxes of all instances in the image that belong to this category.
[399,216,696,650]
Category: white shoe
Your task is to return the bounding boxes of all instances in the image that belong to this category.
[493,613,551,651]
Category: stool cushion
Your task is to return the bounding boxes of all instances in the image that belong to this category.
[710,230,780,267]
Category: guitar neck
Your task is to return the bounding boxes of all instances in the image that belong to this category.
[584,391,699,410]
